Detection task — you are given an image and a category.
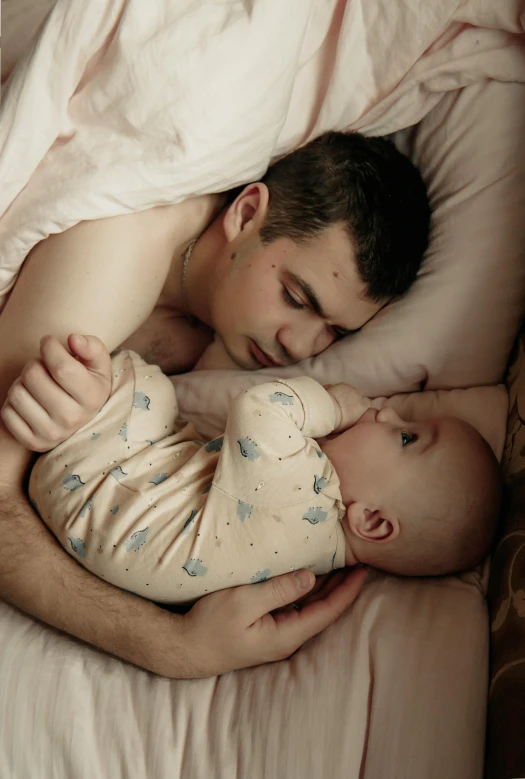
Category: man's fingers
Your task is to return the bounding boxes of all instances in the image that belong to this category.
[244,570,316,623]
[68,334,112,377]
[295,569,348,607]
[39,336,94,404]
[272,567,367,651]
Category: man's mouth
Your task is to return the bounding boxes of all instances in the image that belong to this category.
[249,340,284,368]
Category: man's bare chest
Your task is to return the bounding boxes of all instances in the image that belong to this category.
[120,306,214,375]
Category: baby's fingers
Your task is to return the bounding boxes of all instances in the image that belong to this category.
[67,334,112,378]
[1,402,49,452]
[20,359,81,424]
[3,376,74,451]
[39,335,94,405]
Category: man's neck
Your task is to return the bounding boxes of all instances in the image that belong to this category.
[157,193,227,317]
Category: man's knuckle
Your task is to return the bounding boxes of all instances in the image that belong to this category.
[271,577,290,606]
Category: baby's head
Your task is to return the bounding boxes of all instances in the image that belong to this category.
[321,407,502,576]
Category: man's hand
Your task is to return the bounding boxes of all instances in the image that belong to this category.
[1,334,112,452]
[325,383,372,433]
[182,567,367,677]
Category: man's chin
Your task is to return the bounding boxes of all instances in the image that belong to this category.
[222,339,260,371]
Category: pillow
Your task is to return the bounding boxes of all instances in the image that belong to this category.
[487,327,525,779]
[373,385,508,462]
[174,78,525,425]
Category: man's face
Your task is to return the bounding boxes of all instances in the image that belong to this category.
[208,223,382,370]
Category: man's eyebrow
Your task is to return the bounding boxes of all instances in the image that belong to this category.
[290,273,326,318]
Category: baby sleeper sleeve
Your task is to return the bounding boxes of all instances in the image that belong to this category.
[191,378,347,592]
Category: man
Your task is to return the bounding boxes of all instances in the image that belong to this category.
[0,132,429,677]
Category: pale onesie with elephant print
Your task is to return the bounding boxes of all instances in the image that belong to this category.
[29,351,346,604]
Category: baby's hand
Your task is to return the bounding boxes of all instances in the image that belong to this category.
[325,383,372,432]
[1,334,112,452]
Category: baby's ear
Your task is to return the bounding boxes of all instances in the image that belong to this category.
[346,503,399,543]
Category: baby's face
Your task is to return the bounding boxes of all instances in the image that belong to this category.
[321,407,472,516]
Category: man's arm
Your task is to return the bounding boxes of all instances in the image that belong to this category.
[0,212,190,673]
[0,216,365,677]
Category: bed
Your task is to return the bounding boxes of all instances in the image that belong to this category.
[0,2,524,777]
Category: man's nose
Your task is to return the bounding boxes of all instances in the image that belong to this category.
[277,322,333,364]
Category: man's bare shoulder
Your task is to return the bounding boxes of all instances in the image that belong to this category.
[37,206,182,258]
[36,195,222,258]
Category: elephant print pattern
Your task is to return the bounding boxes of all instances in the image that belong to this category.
[29,355,346,604]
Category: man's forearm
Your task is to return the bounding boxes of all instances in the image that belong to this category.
[0,480,193,677]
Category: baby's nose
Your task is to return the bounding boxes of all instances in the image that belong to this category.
[376,406,403,425]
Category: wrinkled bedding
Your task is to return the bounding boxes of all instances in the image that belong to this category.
[0,2,524,778]
[0,0,523,303]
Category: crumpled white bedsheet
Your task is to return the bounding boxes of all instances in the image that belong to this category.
[0,0,523,304]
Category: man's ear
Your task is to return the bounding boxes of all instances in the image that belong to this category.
[222,183,269,244]
[346,503,400,543]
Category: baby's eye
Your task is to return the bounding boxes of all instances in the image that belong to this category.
[401,431,417,447]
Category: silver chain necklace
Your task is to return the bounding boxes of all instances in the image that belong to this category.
[181,238,197,321]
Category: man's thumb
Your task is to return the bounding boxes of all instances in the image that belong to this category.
[251,570,315,619]
[68,334,111,375]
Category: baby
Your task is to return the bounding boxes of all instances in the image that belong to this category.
[21,340,501,604]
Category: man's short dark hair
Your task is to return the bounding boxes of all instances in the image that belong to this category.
[259,131,431,302]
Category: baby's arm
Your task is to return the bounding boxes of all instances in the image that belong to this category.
[324,383,372,432]
[2,334,113,452]
[204,377,353,586]
[214,378,373,506]
[214,378,341,501]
